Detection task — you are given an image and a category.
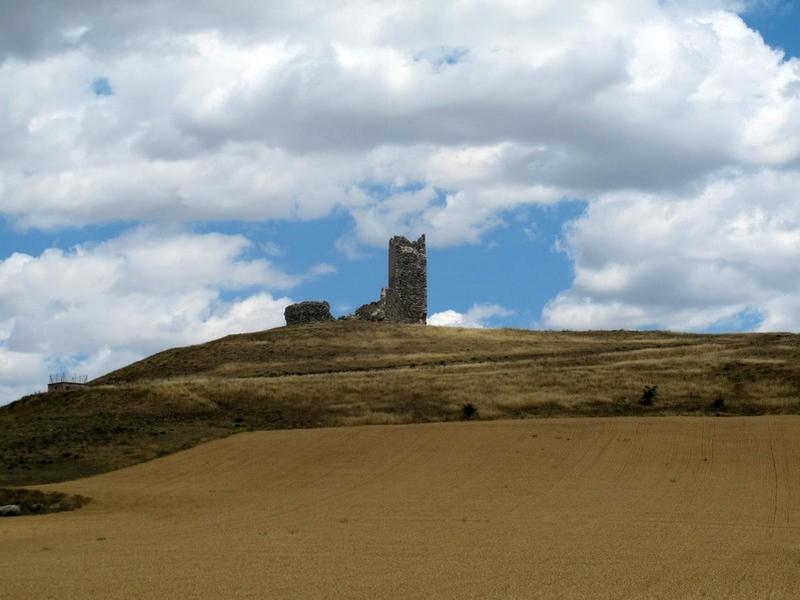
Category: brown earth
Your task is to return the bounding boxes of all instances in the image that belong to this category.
[2,416,800,599]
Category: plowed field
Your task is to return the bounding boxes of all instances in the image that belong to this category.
[3,417,800,599]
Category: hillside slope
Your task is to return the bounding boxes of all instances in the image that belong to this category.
[4,417,800,599]
[2,320,800,486]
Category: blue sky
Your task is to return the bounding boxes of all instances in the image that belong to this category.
[2,0,800,402]
[742,1,800,58]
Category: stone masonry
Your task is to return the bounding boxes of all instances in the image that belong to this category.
[284,234,427,326]
[383,234,427,323]
[284,301,335,326]
[355,234,427,324]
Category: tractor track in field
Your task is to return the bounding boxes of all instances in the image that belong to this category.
[3,416,800,599]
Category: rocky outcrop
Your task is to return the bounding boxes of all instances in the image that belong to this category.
[284,301,334,326]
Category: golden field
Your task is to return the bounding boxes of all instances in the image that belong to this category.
[3,417,799,599]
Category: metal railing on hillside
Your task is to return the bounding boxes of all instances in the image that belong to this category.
[48,373,89,385]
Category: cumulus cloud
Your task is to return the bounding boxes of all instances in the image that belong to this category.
[429,303,514,328]
[2,0,800,345]
[542,169,800,330]
[0,349,49,406]
[0,228,311,404]
[2,1,799,249]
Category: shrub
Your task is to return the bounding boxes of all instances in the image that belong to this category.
[640,385,658,407]
[0,489,88,516]
[0,504,21,517]
[710,396,725,411]
[461,403,478,420]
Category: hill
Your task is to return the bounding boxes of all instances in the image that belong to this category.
[2,320,800,486]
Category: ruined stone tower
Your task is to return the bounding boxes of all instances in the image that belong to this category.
[352,234,427,324]
[286,233,427,326]
[383,234,427,323]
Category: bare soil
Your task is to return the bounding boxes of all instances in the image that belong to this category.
[3,416,799,599]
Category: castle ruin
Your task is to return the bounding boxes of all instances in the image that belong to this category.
[284,234,427,325]
[356,234,427,324]
[284,301,334,326]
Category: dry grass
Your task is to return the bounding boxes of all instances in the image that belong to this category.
[2,320,800,486]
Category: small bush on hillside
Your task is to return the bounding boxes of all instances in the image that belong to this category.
[461,403,478,420]
[0,504,21,517]
[710,396,725,411]
[640,385,658,407]
[0,489,88,516]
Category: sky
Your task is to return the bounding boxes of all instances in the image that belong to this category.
[1,0,800,403]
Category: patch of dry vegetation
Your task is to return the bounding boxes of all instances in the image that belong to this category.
[0,487,88,516]
[2,320,800,486]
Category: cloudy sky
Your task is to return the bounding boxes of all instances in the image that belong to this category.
[1,0,800,403]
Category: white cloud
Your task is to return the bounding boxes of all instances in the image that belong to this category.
[0,349,50,404]
[0,228,304,404]
[542,169,800,331]
[2,1,799,251]
[429,303,514,328]
[2,0,800,341]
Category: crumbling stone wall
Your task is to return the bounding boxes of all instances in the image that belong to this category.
[355,234,427,324]
[283,234,427,327]
[383,235,427,323]
[354,294,385,321]
[284,301,334,326]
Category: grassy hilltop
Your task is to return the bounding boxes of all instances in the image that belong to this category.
[2,320,800,487]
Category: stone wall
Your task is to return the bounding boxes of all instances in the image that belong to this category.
[284,301,334,326]
[284,234,427,326]
[47,382,88,393]
[383,235,427,323]
[354,296,385,321]
[354,234,427,324]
